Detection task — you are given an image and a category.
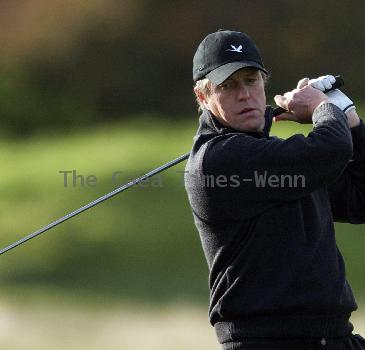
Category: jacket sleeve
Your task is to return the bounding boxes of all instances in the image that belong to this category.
[327,119,365,224]
[203,103,353,202]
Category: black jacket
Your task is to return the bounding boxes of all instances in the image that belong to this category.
[184,103,365,343]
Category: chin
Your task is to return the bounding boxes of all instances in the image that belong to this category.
[238,120,265,133]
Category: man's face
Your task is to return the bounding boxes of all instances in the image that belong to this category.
[202,68,267,132]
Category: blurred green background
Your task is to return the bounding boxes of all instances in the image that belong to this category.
[0,1,364,349]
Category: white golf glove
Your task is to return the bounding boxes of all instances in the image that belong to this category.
[307,75,355,113]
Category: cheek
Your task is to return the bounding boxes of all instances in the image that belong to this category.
[209,95,226,116]
[256,86,266,107]
[215,95,233,115]
[261,90,266,105]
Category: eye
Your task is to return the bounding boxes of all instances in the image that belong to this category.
[246,77,258,84]
[218,80,233,90]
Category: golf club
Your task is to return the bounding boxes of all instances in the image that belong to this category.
[0,76,344,256]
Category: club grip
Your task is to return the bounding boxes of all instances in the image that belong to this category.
[324,75,344,93]
[273,75,344,117]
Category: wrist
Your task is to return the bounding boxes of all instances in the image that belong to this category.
[315,98,331,111]
[346,109,361,128]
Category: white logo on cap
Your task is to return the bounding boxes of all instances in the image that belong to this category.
[226,44,243,53]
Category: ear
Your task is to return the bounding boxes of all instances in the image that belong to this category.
[194,86,210,110]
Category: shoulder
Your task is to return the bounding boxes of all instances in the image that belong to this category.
[203,133,275,175]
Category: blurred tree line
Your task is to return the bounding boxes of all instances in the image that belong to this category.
[0,0,364,135]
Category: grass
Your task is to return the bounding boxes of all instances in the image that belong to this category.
[0,290,219,350]
[0,114,364,348]
[0,289,364,350]
[0,115,208,302]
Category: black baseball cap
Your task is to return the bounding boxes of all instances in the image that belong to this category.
[193,29,267,85]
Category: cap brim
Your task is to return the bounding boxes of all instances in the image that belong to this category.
[206,61,268,85]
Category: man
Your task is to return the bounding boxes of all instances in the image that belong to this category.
[184,29,365,350]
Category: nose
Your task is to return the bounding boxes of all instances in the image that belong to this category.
[237,83,250,100]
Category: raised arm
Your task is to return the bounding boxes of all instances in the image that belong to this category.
[204,102,353,202]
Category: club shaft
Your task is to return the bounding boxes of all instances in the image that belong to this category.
[0,152,190,255]
[0,75,345,256]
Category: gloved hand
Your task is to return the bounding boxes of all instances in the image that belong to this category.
[307,75,355,113]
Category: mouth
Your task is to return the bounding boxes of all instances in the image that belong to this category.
[238,108,256,116]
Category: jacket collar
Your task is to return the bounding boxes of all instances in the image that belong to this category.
[197,106,273,138]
